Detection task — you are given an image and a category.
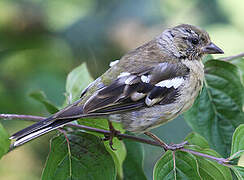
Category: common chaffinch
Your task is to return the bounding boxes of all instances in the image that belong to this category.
[10,24,224,149]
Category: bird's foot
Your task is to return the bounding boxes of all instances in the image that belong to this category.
[144,131,188,151]
[102,121,120,150]
[102,130,120,150]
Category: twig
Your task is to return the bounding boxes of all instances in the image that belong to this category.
[67,123,160,146]
[0,113,230,166]
[0,114,45,121]
[0,113,159,147]
[220,52,244,61]
[180,148,229,166]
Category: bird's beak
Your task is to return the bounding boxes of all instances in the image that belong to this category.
[201,42,224,54]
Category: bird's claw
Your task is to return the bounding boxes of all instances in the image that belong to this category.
[101,129,120,151]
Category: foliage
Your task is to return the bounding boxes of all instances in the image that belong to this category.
[65,63,94,104]
[184,59,244,156]
[0,0,243,179]
[0,123,10,159]
[1,55,244,179]
[123,134,147,180]
[29,91,59,114]
[42,132,116,180]
[153,132,232,180]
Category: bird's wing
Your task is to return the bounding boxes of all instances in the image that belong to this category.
[83,62,190,114]
[10,62,189,147]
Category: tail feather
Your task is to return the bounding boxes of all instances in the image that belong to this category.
[10,106,85,148]
[10,116,55,140]
[13,126,53,147]
[12,118,72,147]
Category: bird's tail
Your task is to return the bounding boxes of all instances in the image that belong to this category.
[10,105,86,148]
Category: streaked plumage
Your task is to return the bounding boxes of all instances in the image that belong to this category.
[10,24,224,147]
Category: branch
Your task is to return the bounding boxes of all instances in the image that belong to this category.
[0,113,230,165]
[180,148,229,166]
[0,114,45,121]
[0,113,159,147]
[220,52,244,61]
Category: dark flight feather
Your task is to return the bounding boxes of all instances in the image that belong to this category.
[83,62,189,114]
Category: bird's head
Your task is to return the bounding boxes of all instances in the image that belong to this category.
[158,24,224,60]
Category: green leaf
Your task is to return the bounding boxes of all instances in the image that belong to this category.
[29,90,59,114]
[153,150,202,180]
[104,139,126,180]
[159,133,232,180]
[231,165,244,180]
[232,57,244,103]
[123,137,147,180]
[0,123,10,159]
[232,57,244,80]
[185,133,231,180]
[185,133,232,179]
[66,63,93,103]
[42,131,116,180]
[78,118,125,136]
[78,119,126,179]
[78,118,110,136]
[184,59,244,156]
[185,132,210,149]
[202,54,213,63]
[188,147,232,180]
[231,124,244,156]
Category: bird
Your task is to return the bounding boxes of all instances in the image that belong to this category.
[10,24,224,150]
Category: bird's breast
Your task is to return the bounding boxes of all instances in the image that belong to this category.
[178,59,204,112]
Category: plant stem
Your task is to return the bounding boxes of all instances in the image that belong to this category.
[0,113,159,146]
[180,148,229,166]
[67,123,160,146]
[0,113,229,165]
[221,52,244,61]
[0,114,45,121]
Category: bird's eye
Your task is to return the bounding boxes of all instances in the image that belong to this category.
[191,38,199,45]
[200,37,206,42]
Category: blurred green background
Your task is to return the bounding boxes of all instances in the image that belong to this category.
[0,0,243,179]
